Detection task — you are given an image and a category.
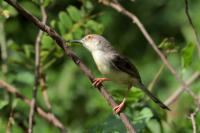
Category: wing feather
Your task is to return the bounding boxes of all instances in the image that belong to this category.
[110,54,142,82]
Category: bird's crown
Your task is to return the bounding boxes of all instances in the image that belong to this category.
[82,34,105,43]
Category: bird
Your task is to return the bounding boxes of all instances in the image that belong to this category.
[69,34,170,113]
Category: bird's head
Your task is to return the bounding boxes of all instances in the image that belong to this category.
[70,34,110,52]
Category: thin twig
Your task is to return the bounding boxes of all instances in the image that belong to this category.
[38,2,52,111]
[165,72,200,106]
[148,63,165,91]
[189,112,197,133]
[188,104,200,133]
[40,74,52,111]
[0,80,67,133]
[100,0,199,104]
[184,0,200,57]
[6,109,14,133]
[28,0,47,132]
[4,0,136,132]
[0,22,8,76]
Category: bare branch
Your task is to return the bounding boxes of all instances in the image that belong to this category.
[0,80,67,133]
[28,0,48,132]
[189,112,197,133]
[36,2,52,111]
[184,0,200,57]
[188,103,200,133]
[40,74,52,111]
[6,109,14,133]
[148,64,165,91]
[4,0,136,132]
[99,0,199,104]
[0,22,8,75]
[165,72,200,106]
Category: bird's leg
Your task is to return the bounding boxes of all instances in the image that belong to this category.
[113,86,131,114]
[92,78,110,87]
[113,98,126,114]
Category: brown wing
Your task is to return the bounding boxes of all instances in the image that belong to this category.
[111,54,142,82]
[111,54,170,111]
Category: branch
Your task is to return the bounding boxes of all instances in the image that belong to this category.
[184,0,200,57]
[100,0,199,104]
[0,80,67,133]
[28,1,48,132]
[40,74,52,111]
[37,1,52,112]
[148,63,164,91]
[189,111,197,133]
[0,22,8,75]
[165,72,200,106]
[6,108,14,133]
[4,0,136,132]
[188,99,200,133]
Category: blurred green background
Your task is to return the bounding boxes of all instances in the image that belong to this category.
[0,0,200,132]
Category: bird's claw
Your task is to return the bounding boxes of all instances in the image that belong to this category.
[92,78,109,87]
[113,98,126,114]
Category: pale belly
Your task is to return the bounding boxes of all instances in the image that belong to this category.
[92,51,133,85]
[105,70,133,85]
[92,51,111,74]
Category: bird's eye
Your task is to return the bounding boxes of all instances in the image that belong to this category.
[87,35,91,39]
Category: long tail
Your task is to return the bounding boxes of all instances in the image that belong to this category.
[139,84,170,111]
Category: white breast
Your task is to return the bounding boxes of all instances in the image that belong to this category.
[92,50,111,74]
[92,50,133,85]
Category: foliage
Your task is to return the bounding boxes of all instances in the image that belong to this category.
[0,0,200,132]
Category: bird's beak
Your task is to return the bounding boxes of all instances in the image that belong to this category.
[69,39,83,44]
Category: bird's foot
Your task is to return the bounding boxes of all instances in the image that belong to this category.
[92,78,109,87]
[113,98,126,114]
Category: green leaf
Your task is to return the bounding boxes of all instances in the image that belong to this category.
[21,1,41,17]
[1,10,10,18]
[146,119,161,133]
[12,99,18,109]
[41,50,49,58]
[16,71,34,85]
[85,20,104,34]
[158,38,177,53]
[58,22,65,35]
[43,0,52,7]
[73,28,84,39]
[31,0,39,4]
[50,20,56,28]
[134,108,153,122]
[0,100,8,110]
[63,33,73,41]
[67,6,82,21]
[58,11,72,29]
[127,87,144,103]
[41,34,54,49]
[89,115,127,133]
[181,42,195,68]
[6,6,18,17]
[84,1,94,10]
[23,45,31,58]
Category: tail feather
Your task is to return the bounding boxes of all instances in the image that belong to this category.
[139,84,170,111]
